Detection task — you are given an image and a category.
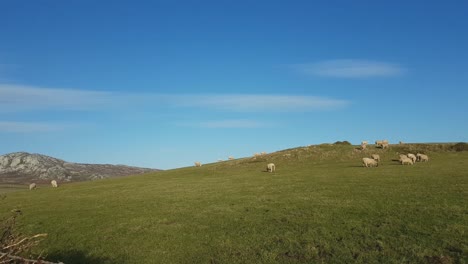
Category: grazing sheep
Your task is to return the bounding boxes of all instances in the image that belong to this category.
[400,157,414,165]
[371,154,380,162]
[418,154,429,162]
[362,157,378,167]
[399,154,408,162]
[51,180,58,188]
[266,163,276,172]
[194,161,202,167]
[228,156,234,160]
[416,153,422,161]
[407,153,417,163]
[29,183,36,190]
[375,140,389,149]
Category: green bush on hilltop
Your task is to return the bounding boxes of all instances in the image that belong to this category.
[451,142,468,152]
[333,141,352,145]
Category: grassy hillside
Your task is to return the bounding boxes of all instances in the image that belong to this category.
[0,184,26,193]
[1,144,467,263]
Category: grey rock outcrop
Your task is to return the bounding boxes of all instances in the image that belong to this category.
[0,152,159,184]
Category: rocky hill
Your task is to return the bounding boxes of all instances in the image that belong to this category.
[0,152,159,184]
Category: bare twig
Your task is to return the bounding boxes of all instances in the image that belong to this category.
[2,234,47,251]
[0,252,64,263]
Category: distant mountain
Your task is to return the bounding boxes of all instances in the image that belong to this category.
[0,152,160,184]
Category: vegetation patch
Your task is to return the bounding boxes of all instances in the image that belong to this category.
[0,143,467,263]
[450,142,468,152]
[333,141,352,145]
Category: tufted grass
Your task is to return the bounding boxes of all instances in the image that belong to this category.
[0,144,467,263]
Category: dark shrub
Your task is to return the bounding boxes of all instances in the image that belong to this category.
[450,142,468,152]
[333,141,351,145]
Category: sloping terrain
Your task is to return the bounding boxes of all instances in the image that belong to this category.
[0,143,467,263]
[0,152,159,184]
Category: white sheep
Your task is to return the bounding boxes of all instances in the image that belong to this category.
[375,140,389,149]
[29,183,36,190]
[361,141,368,145]
[407,153,417,163]
[416,153,422,161]
[371,154,380,162]
[400,157,414,165]
[418,154,429,162]
[361,143,367,150]
[362,157,378,167]
[266,163,276,172]
[228,156,234,160]
[261,152,267,155]
[51,180,58,188]
[399,154,408,162]
[194,161,202,167]
[375,139,388,149]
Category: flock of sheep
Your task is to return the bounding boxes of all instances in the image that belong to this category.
[361,140,430,167]
[362,152,429,167]
[195,141,431,172]
[29,180,58,190]
[27,141,431,190]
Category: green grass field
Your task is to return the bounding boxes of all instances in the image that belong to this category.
[0,184,28,193]
[1,144,467,263]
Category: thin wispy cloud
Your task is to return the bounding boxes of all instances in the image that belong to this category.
[0,121,65,133]
[0,84,350,113]
[296,59,405,78]
[0,84,119,112]
[177,119,270,128]
[167,94,349,112]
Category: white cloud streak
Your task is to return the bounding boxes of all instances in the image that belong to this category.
[0,84,350,113]
[166,94,349,112]
[0,121,65,133]
[0,84,350,133]
[177,119,270,128]
[296,59,405,78]
[0,84,136,112]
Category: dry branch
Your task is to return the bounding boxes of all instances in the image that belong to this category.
[0,252,64,263]
[2,234,47,251]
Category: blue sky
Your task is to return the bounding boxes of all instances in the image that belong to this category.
[1,1,467,169]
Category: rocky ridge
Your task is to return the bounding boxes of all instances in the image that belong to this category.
[0,152,159,184]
